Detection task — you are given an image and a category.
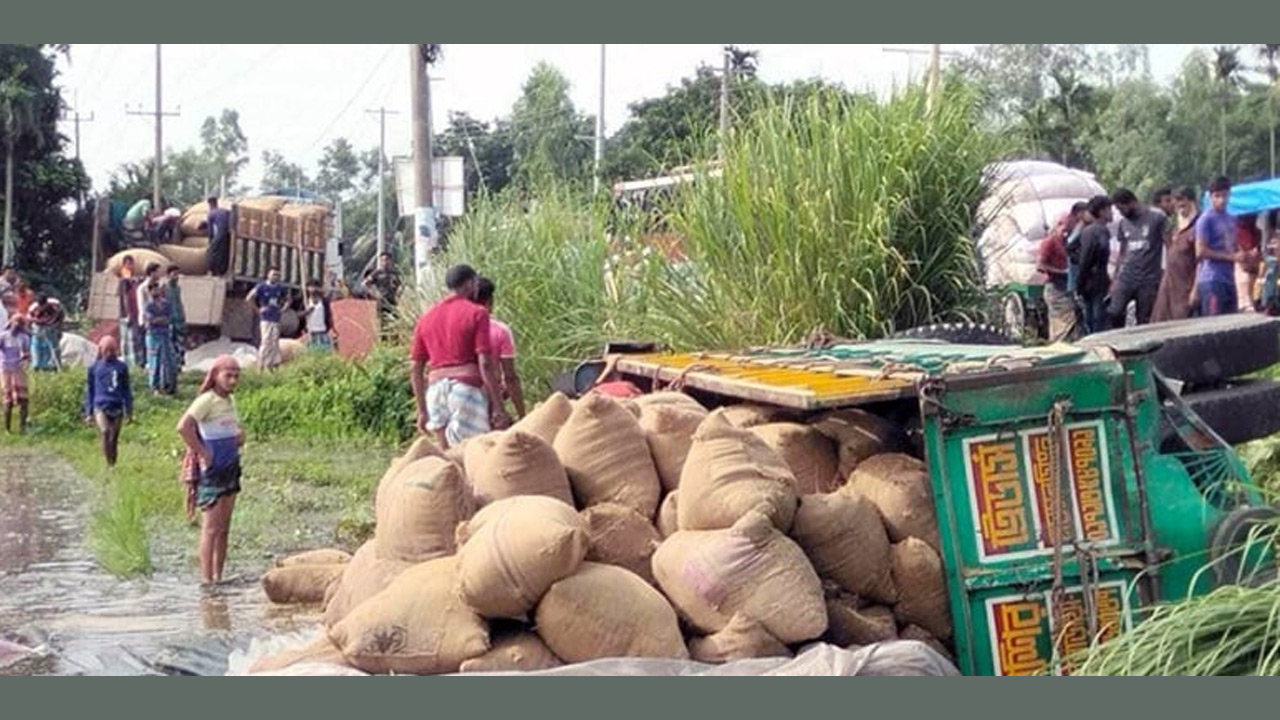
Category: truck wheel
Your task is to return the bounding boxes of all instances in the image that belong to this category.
[1210,506,1280,588]
[1170,379,1280,447]
[1079,315,1280,389]
[892,322,1017,346]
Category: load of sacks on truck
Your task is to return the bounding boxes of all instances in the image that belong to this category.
[252,390,953,675]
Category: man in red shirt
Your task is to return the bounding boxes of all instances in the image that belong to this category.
[409,264,509,448]
[1039,207,1082,342]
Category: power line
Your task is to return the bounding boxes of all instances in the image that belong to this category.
[310,44,396,150]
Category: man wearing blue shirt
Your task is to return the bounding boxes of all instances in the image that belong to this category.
[247,268,288,371]
[1195,176,1240,316]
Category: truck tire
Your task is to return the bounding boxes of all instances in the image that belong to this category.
[1079,315,1280,388]
[1210,506,1280,588]
[892,322,1017,346]
[1175,379,1280,447]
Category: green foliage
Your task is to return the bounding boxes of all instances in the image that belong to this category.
[107,109,249,207]
[88,472,153,577]
[510,62,595,188]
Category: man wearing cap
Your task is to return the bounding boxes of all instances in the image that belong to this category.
[409,264,510,449]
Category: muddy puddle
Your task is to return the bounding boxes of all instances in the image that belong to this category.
[0,449,315,676]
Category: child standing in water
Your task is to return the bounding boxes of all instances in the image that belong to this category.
[176,356,244,586]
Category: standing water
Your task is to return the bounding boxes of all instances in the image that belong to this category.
[0,449,317,676]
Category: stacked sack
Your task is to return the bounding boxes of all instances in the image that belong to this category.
[255,390,954,674]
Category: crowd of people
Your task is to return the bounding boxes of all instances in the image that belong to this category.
[1038,176,1272,342]
[1,265,68,434]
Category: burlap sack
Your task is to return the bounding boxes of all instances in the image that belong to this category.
[261,564,346,604]
[249,635,351,674]
[639,404,706,492]
[455,496,588,619]
[824,592,898,648]
[534,562,688,663]
[106,248,169,276]
[466,430,573,507]
[276,548,352,568]
[790,490,897,604]
[651,510,827,644]
[179,209,208,237]
[179,234,209,249]
[323,541,413,629]
[657,491,680,539]
[580,503,662,585]
[718,403,791,429]
[812,408,907,481]
[633,392,707,413]
[458,632,563,673]
[890,538,952,641]
[751,423,841,495]
[678,411,798,533]
[157,244,210,275]
[846,454,940,552]
[402,435,448,465]
[375,456,474,563]
[237,196,288,212]
[554,394,661,518]
[328,556,490,675]
[688,613,792,664]
[511,392,573,446]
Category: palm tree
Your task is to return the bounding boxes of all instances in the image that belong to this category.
[1258,44,1280,176]
[0,64,40,267]
[1213,45,1243,175]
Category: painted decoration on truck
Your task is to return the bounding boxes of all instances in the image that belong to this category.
[987,582,1132,676]
[965,420,1119,563]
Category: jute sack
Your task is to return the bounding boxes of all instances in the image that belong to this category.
[511,392,573,446]
[279,338,307,365]
[276,548,352,568]
[633,391,707,413]
[179,210,208,237]
[678,411,798,533]
[719,403,791,429]
[651,510,827,643]
[554,393,661,518]
[639,404,706,492]
[811,408,906,481]
[329,556,490,675]
[157,244,210,275]
[249,635,351,674]
[106,248,169,276]
[237,196,288,212]
[458,632,563,673]
[534,562,688,663]
[580,503,662,585]
[455,496,588,619]
[656,491,680,538]
[751,423,841,495]
[322,541,412,629]
[688,613,791,664]
[261,564,346,604]
[179,234,209,249]
[890,538,952,641]
[402,435,448,464]
[375,456,474,563]
[824,592,898,648]
[790,490,897,605]
[466,430,574,507]
[846,453,940,552]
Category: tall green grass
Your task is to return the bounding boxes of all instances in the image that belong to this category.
[88,472,154,577]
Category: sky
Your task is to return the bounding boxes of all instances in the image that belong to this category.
[54,44,1211,195]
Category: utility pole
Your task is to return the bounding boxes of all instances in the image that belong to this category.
[719,47,731,158]
[882,45,959,112]
[410,44,436,290]
[366,107,400,259]
[60,99,95,208]
[594,44,606,195]
[126,44,180,209]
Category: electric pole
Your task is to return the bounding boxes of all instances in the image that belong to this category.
[366,107,400,259]
[126,44,180,209]
[882,45,958,113]
[410,44,436,290]
[719,47,731,158]
[60,101,95,208]
[594,44,606,195]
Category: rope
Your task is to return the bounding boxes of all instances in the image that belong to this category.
[1047,399,1072,670]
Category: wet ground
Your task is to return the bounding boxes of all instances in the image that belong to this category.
[0,448,319,676]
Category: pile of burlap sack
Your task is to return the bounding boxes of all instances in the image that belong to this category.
[252,391,954,676]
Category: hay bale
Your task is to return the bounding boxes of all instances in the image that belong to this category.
[511,392,573,446]
[456,496,588,619]
[534,562,688,663]
[249,635,351,674]
[374,456,474,563]
[554,393,661,518]
[790,490,897,605]
[751,423,841,495]
[458,632,563,673]
[276,548,352,568]
[323,541,412,629]
[678,410,798,533]
[846,453,940,552]
[328,556,490,675]
[824,593,898,648]
[580,503,662,585]
[656,491,680,538]
[639,404,706,492]
[651,510,827,644]
[157,244,211,276]
[812,408,907,480]
[261,564,346,604]
[106,248,169,277]
[890,538,952,641]
[466,430,574,507]
[689,614,792,664]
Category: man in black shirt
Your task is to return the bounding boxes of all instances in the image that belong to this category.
[362,252,403,333]
[1108,188,1168,328]
[1076,195,1115,336]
